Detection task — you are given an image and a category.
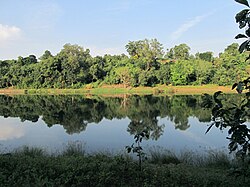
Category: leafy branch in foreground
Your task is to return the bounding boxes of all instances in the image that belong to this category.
[204,0,250,159]
[126,130,149,172]
[203,91,250,157]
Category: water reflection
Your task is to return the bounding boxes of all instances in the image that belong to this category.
[0,94,233,153]
[0,122,25,140]
[0,95,213,134]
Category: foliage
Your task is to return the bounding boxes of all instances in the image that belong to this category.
[0,39,249,88]
[126,130,149,172]
[125,38,163,71]
[212,43,248,85]
[171,60,195,85]
[0,149,249,187]
[203,91,250,157]
[166,43,191,60]
[61,141,86,156]
[201,0,250,178]
[195,51,214,62]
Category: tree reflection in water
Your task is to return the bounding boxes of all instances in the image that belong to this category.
[0,94,225,137]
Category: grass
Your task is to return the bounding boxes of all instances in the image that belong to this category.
[0,84,236,96]
[148,147,232,168]
[0,145,249,186]
[148,147,181,165]
[12,146,47,157]
[61,141,86,156]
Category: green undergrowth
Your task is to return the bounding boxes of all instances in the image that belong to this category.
[0,84,234,96]
[0,146,250,186]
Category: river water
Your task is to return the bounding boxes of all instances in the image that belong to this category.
[0,94,233,154]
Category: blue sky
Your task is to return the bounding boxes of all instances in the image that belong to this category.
[0,0,245,60]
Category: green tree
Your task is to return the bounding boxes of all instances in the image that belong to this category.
[89,56,106,82]
[193,59,213,85]
[125,39,164,71]
[0,60,15,88]
[170,60,195,85]
[156,63,172,85]
[102,54,131,85]
[56,44,92,87]
[195,51,214,62]
[17,55,37,65]
[204,0,250,164]
[166,43,190,60]
[39,50,53,61]
[114,66,132,87]
[212,43,248,85]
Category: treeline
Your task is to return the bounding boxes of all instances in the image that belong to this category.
[0,39,249,88]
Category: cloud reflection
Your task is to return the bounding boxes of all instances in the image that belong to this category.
[0,121,25,140]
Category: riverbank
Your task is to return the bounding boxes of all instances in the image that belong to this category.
[0,146,248,187]
[0,84,236,96]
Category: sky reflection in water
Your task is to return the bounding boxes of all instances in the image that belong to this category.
[0,115,228,154]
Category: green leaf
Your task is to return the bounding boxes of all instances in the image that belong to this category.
[232,83,238,90]
[212,106,220,116]
[235,34,248,39]
[236,82,244,93]
[246,29,250,37]
[239,21,247,29]
[245,54,250,61]
[213,91,223,99]
[229,141,238,152]
[243,78,250,84]
[235,0,250,7]
[205,123,214,134]
[235,9,249,23]
[239,40,249,53]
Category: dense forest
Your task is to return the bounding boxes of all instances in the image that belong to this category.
[0,39,249,88]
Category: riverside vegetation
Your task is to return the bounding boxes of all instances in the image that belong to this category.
[0,94,249,186]
[1,0,250,186]
[0,145,249,187]
[201,0,250,180]
[0,40,249,90]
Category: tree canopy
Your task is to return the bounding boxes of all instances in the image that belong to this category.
[0,39,249,88]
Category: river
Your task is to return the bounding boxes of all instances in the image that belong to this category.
[0,94,233,154]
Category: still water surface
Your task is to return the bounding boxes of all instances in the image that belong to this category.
[0,94,230,154]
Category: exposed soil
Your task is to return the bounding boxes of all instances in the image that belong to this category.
[0,85,237,96]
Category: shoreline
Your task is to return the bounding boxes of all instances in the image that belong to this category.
[0,85,236,96]
[0,145,242,187]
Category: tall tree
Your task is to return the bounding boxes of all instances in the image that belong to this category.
[204,0,250,160]
[56,44,92,87]
[125,39,164,71]
[39,50,53,61]
[212,43,248,85]
[195,51,214,62]
[170,60,195,85]
[166,43,190,60]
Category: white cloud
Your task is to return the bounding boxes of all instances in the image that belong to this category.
[171,14,209,40]
[0,123,24,140]
[179,130,210,146]
[0,24,21,41]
